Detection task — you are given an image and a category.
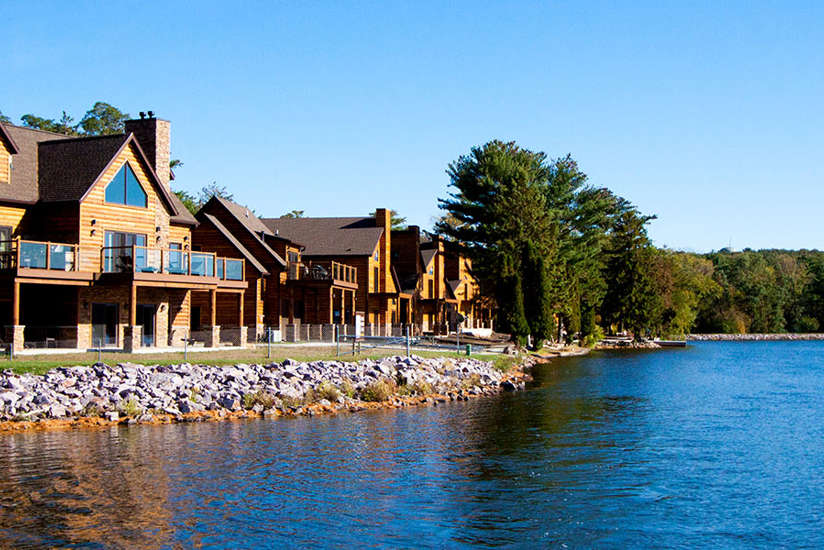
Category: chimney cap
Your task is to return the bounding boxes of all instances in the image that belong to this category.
[147,110,155,118]
[139,111,146,119]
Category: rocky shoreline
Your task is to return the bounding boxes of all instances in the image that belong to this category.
[688,333,824,341]
[0,355,532,433]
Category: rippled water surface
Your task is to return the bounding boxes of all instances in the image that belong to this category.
[1,342,823,548]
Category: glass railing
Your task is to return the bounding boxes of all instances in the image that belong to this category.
[225,259,243,280]
[101,245,240,281]
[190,252,214,277]
[300,261,357,283]
[20,241,47,269]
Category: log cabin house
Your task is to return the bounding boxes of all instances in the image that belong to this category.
[0,115,247,352]
[392,229,494,334]
[191,196,358,342]
[261,209,410,336]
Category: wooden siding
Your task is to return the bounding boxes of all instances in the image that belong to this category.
[0,140,9,185]
[0,205,26,235]
[77,142,188,271]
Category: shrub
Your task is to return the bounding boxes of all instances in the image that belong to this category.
[280,395,302,409]
[360,378,397,402]
[339,380,355,398]
[81,402,102,418]
[117,397,142,417]
[492,355,519,372]
[316,381,341,402]
[461,373,482,389]
[243,389,277,410]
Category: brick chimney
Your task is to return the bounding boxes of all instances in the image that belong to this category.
[124,114,171,188]
[374,208,392,296]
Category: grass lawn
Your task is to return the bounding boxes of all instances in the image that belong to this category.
[3,345,505,376]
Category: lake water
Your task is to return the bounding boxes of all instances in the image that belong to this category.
[0,342,823,548]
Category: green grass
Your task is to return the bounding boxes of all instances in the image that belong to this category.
[2,346,506,376]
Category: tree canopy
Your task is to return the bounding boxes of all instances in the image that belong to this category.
[16,102,129,136]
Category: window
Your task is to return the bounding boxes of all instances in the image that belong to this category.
[103,231,147,272]
[105,163,147,207]
[428,280,434,298]
[373,267,379,291]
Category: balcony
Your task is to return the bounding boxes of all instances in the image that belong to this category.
[287,260,357,287]
[101,246,245,283]
[0,239,246,288]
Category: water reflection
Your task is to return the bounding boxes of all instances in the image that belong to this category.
[0,343,822,548]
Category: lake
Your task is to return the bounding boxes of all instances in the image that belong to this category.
[1,342,822,548]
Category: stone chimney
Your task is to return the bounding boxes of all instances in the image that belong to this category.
[124,114,171,188]
[374,208,392,296]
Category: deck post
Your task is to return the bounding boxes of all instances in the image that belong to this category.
[210,289,217,327]
[12,279,20,326]
[124,284,141,352]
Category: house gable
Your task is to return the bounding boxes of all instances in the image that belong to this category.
[78,140,185,254]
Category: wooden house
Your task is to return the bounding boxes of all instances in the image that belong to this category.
[392,229,494,334]
[262,209,409,335]
[0,115,246,352]
[192,196,358,341]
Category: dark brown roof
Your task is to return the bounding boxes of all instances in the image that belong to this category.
[0,123,196,225]
[212,196,286,267]
[0,124,19,154]
[201,213,269,275]
[38,134,129,202]
[169,192,197,225]
[218,196,273,236]
[0,123,66,204]
[261,216,384,257]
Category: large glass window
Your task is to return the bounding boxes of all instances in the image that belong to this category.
[105,163,147,207]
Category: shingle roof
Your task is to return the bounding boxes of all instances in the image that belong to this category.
[261,216,384,257]
[38,134,130,202]
[217,196,274,236]
[212,196,286,267]
[0,124,20,154]
[201,213,269,275]
[0,123,196,225]
[0,123,66,203]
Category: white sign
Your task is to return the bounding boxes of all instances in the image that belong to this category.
[355,313,364,338]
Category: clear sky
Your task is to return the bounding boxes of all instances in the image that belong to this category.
[2,1,822,252]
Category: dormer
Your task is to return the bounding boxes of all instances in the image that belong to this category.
[0,124,19,186]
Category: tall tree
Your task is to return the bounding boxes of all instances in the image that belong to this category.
[174,182,234,215]
[21,111,79,135]
[281,210,305,218]
[437,140,552,343]
[601,196,658,336]
[78,102,129,135]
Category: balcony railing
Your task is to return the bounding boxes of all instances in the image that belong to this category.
[287,260,357,284]
[0,239,245,282]
[101,246,244,280]
[0,239,81,271]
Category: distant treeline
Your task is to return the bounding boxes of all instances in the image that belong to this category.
[436,140,822,345]
[689,249,824,334]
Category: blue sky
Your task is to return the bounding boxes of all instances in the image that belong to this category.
[2,1,822,252]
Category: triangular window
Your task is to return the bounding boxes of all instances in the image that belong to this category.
[105,163,147,207]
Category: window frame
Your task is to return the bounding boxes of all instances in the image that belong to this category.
[104,162,148,208]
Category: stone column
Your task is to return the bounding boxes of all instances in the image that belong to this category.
[123,325,142,353]
[237,326,248,348]
[204,325,221,347]
[6,325,24,354]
